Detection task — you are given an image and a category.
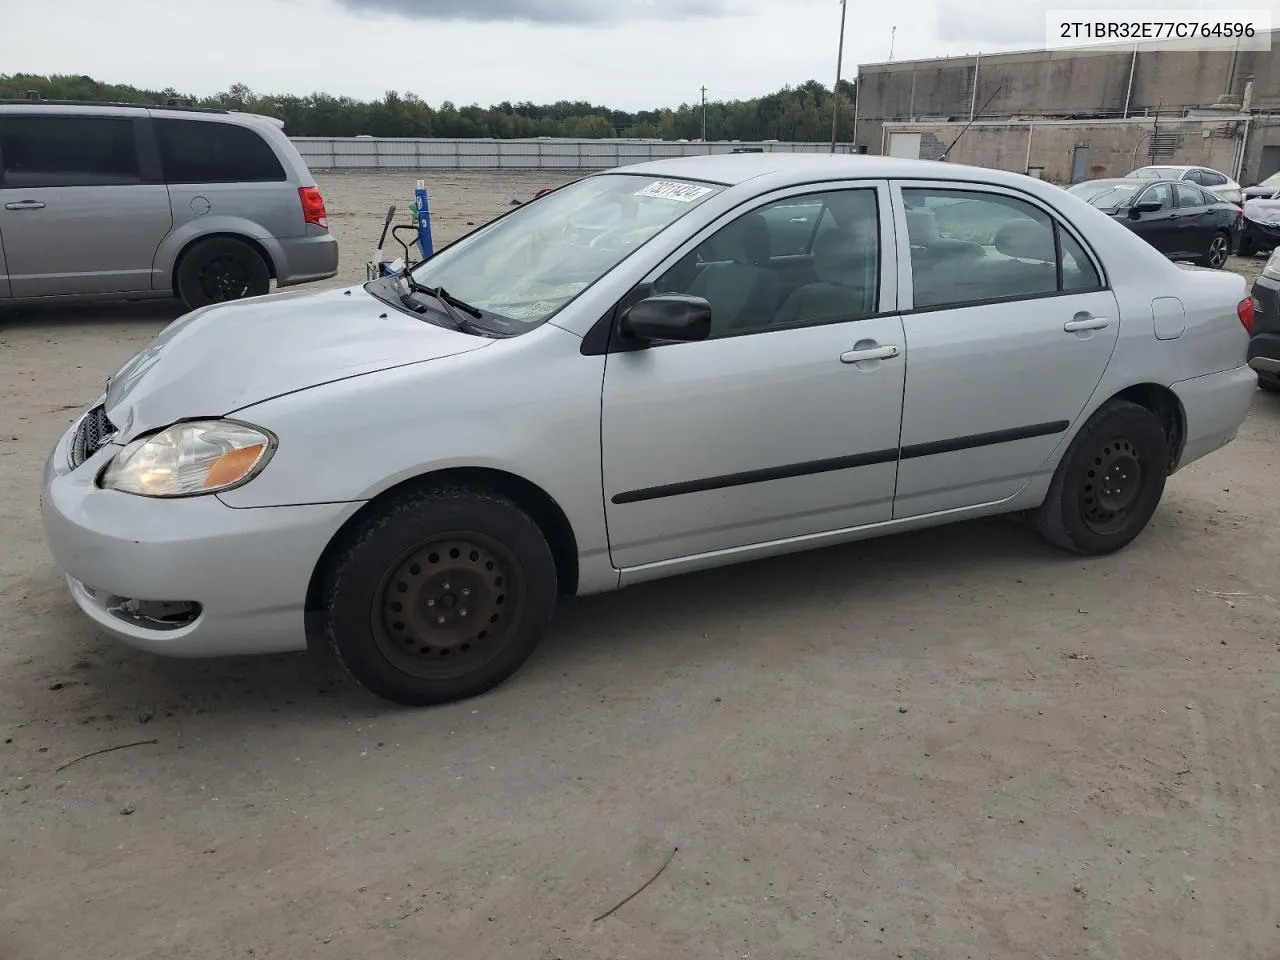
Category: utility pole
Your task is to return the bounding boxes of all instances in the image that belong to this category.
[830,0,848,153]
[700,85,708,142]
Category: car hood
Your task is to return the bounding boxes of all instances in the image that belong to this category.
[1244,198,1280,222]
[103,284,489,437]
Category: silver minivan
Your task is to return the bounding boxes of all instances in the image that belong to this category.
[0,100,339,309]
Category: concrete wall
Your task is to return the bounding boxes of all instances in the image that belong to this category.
[855,30,1280,144]
[879,117,1266,184]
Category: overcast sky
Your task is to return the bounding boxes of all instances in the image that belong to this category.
[0,0,1237,110]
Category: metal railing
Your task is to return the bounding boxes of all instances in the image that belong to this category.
[290,137,851,171]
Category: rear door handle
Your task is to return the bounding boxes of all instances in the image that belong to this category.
[4,200,46,211]
[840,344,900,363]
[1064,316,1110,332]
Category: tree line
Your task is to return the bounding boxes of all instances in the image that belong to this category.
[0,73,856,142]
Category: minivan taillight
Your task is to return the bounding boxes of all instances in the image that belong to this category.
[299,186,328,229]
[1238,297,1255,335]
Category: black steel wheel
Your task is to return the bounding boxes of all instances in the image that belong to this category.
[176,237,270,310]
[320,485,557,706]
[1199,231,1230,269]
[373,535,525,682]
[1036,400,1169,555]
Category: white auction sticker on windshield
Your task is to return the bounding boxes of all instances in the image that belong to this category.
[634,181,714,203]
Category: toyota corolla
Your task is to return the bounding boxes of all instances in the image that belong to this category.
[42,155,1258,706]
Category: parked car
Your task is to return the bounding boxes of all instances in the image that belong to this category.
[1126,165,1243,205]
[1242,171,1280,201]
[1240,190,1280,256]
[0,100,338,309]
[1066,177,1240,268]
[42,154,1257,706]
[1247,248,1280,393]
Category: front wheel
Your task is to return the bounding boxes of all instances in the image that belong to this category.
[319,485,558,706]
[1259,373,1280,394]
[1036,400,1170,555]
[1199,230,1231,269]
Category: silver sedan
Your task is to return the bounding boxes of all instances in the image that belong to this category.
[42,154,1259,705]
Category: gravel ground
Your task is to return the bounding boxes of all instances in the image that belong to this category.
[1,172,1278,960]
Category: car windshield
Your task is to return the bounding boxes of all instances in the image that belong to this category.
[405,173,723,328]
[1260,172,1280,188]
[1068,181,1141,208]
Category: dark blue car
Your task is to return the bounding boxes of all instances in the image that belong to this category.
[1066,177,1240,269]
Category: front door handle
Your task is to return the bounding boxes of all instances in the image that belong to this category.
[1064,316,1110,332]
[840,344,900,363]
[4,200,46,211]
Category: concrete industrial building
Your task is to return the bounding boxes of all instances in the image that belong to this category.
[852,31,1280,185]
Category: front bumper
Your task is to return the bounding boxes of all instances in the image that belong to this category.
[1242,219,1280,251]
[41,424,360,657]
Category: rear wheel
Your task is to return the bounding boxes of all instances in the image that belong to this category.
[1198,230,1231,269]
[176,237,270,310]
[319,485,558,706]
[1036,400,1169,555]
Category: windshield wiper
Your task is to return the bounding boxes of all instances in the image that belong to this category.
[395,267,489,334]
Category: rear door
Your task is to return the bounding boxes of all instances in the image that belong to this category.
[153,116,300,242]
[889,181,1120,518]
[0,113,172,297]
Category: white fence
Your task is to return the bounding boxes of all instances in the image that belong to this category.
[291,137,853,171]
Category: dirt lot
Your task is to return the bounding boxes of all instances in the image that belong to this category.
[2,172,1279,960]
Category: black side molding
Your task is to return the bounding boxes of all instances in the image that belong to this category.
[900,420,1070,460]
[610,420,1070,505]
[612,448,898,505]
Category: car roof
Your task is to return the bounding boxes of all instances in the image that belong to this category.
[0,100,283,129]
[604,153,1060,191]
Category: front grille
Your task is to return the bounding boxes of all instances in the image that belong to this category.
[69,405,116,468]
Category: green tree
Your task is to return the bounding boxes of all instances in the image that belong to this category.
[0,72,857,143]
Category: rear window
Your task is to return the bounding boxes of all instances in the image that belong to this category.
[0,116,141,188]
[154,118,287,184]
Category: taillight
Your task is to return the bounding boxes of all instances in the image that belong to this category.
[299,186,328,229]
[1236,205,1244,224]
[1238,297,1255,335]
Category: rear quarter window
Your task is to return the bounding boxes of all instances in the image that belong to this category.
[154,118,287,184]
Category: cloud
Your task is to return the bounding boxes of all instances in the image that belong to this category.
[332,0,730,24]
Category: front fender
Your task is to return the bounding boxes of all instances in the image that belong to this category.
[216,324,613,588]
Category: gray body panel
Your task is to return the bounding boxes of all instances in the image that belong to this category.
[41,153,1256,659]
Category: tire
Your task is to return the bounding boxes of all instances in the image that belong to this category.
[1259,374,1280,394]
[1035,400,1169,556]
[1238,235,1256,258]
[1198,230,1231,269]
[319,485,558,706]
[176,237,270,310]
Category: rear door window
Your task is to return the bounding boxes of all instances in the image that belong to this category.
[0,116,141,188]
[1173,183,1205,208]
[154,118,286,184]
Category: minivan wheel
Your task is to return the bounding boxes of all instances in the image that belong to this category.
[1199,231,1231,269]
[176,237,271,310]
[320,485,558,706]
[1035,400,1169,555]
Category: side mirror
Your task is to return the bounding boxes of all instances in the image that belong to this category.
[1130,200,1164,218]
[619,294,712,343]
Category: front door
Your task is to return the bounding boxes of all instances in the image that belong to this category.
[600,183,906,571]
[890,182,1120,518]
[1130,181,1180,255]
[0,114,172,297]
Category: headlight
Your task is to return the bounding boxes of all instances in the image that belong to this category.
[1263,249,1280,282]
[100,420,275,497]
